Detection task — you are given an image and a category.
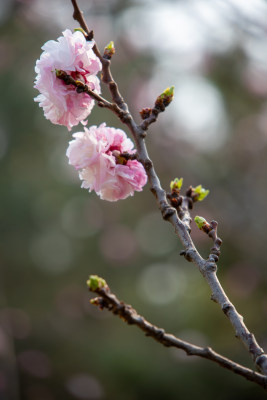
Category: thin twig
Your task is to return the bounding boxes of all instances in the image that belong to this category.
[71,0,92,38]
[207,220,223,263]
[140,106,164,131]
[56,70,130,123]
[70,0,127,110]
[70,0,267,377]
[88,280,267,390]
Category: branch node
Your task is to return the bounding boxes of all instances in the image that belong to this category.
[181,248,195,262]
[144,159,153,171]
[208,254,219,263]
[119,112,132,124]
[205,262,217,272]
[255,354,267,374]
[210,220,218,229]
[155,328,165,340]
[222,303,233,315]
[203,346,213,356]
[215,237,223,246]
[150,186,157,196]
[108,80,116,91]
[139,130,147,139]
[161,205,176,220]
[210,294,218,303]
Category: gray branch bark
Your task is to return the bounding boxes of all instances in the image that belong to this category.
[70,0,267,383]
[88,279,267,390]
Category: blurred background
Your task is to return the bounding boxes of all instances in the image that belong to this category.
[1,0,267,399]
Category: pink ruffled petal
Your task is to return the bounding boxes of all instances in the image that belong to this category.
[66,124,147,201]
[34,29,102,131]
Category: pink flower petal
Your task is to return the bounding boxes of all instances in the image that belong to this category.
[67,124,147,201]
[34,29,102,131]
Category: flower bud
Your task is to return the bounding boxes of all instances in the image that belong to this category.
[87,275,107,291]
[139,107,152,120]
[104,41,115,59]
[155,86,174,109]
[162,86,174,98]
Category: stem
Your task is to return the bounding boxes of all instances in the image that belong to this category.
[71,0,92,38]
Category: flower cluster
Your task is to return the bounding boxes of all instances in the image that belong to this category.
[34,30,147,201]
[34,29,101,131]
[67,123,147,201]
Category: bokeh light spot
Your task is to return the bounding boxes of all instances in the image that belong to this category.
[66,374,104,400]
[25,384,55,400]
[0,127,8,159]
[99,225,137,264]
[135,212,177,256]
[61,196,103,238]
[56,285,85,319]
[169,75,228,151]
[0,327,10,357]
[137,263,186,305]
[29,230,73,273]
[225,262,261,297]
[17,350,52,378]
[0,308,31,339]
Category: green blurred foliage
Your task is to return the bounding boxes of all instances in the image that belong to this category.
[1,1,267,399]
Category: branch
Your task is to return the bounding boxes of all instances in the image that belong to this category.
[127,115,267,374]
[199,218,223,264]
[70,0,127,110]
[71,0,93,39]
[139,102,171,131]
[56,70,130,123]
[109,80,267,376]
[87,276,267,390]
[71,0,267,377]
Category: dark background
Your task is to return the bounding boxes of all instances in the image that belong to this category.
[1,0,267,399]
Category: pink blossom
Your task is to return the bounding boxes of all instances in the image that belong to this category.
[34,29,102,131]
[67,124,147,201]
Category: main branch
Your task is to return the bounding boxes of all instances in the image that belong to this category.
[70,0,267,378]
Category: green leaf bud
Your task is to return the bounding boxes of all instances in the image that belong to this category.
[104,41,115,58]
[170,177,183,191]
[87,275,107,291]
[194,216,208,230]
[192,185,209,201]
[161,86,174,98]
[155,86,175,109]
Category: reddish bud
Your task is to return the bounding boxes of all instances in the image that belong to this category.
[139,108,152,120]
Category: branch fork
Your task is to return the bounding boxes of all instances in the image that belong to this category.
[68,0,267,388]
[88,276,267,390]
